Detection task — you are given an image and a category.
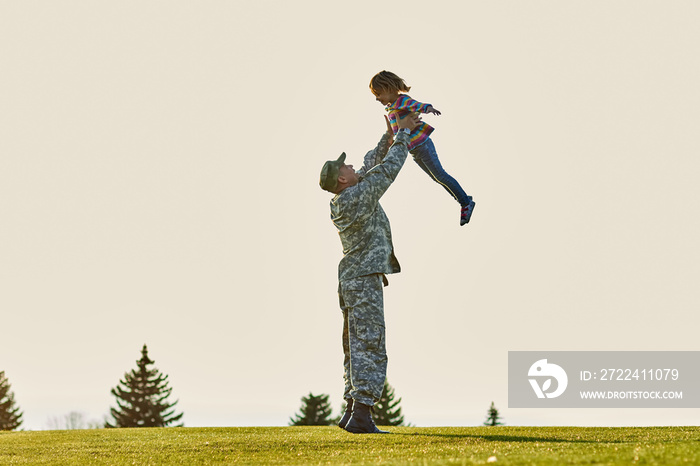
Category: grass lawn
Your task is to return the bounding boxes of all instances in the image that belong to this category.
[1,426,699,465]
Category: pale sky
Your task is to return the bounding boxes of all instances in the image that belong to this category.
[1,1,699,430]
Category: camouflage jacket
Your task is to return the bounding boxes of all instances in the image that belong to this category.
[331,130,411,282]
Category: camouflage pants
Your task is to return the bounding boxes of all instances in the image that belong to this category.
[338,273,388,406]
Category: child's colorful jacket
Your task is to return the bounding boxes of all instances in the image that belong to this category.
[385,94,435,150]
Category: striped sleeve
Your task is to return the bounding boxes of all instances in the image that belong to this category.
[392,94,432,113]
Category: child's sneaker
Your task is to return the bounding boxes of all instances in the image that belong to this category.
[460,199,476,226]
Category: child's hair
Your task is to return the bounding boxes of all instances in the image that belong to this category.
[369,70,411,96]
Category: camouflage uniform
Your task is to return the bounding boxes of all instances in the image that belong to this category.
[330,130,411,406]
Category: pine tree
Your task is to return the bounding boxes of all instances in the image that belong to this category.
[372,379,406,426]
[106,344,184,428]
[483,401,504,426]
[289,393,334,426]
[0,371,23,431]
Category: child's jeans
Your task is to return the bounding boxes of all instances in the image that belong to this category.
[410,138,470,207]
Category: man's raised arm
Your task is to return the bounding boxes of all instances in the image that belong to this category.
[349,114,421,211]
[357,116,395,178]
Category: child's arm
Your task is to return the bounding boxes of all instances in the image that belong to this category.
[393,95,441,116]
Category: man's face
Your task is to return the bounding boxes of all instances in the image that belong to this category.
[338,163,358,188]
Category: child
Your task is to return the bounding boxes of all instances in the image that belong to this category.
[369,70,475,226]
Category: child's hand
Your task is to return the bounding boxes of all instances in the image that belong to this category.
[427,105,441,116]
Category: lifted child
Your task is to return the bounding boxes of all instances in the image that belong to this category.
[370,70,475,226]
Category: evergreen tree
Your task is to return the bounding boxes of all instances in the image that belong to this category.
[372,379,406,426]
[289,393,334,426]
[106,344,183,428]
[483,401,504,426]
[0,371,23,431]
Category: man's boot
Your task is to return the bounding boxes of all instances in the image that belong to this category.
[344,401,389,434]
[338,398,353,430]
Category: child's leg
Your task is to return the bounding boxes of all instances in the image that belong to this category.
[411,139,471,206]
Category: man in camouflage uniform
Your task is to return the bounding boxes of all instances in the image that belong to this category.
[319,114,420,434]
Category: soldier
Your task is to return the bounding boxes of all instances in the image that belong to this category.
[319,113,421,434]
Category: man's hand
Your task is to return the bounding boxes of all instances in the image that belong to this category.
[426,105,441,116]
[384,115,393,135]
[396,113,422,131]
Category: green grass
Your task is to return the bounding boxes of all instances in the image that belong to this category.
[1,426,699,465]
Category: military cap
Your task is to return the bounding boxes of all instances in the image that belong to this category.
[319,152,346,192]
